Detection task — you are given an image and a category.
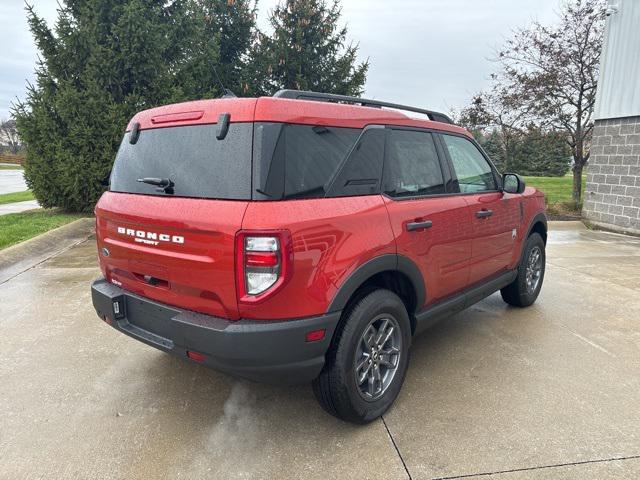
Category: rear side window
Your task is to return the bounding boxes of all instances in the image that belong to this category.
[326,127,385,197]
[383,129,445,197]
[110,123,252,199]
[441,134,497,193]
[253,124,361,199]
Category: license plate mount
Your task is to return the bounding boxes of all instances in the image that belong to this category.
[112,296,126,320]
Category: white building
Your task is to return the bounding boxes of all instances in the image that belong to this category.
[582,0,640,234]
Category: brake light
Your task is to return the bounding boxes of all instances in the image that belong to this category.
[236,230,293,303]
[245,251,279,268]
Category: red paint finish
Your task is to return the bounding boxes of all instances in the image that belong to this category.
[253,98,472,135]
[126,96,470,137]
[95,192,248,320]
[464,192,521,286]
[127,98,257,131]
[383,195,473,307]
[240,196,396,319]
[97,96,547,324]
[96,188,545,321]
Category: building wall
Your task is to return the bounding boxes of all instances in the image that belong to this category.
[583,116,640,234]
[582,0,640,234]
[594,0,640,120]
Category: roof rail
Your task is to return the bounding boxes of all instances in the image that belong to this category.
[273,89,454,124]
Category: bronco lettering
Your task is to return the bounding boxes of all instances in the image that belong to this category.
[117,226,184,245]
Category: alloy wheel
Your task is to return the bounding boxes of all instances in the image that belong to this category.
[354,315,402,401]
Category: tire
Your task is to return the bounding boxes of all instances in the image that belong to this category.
[312,289,411,424]
[501,232,546,307]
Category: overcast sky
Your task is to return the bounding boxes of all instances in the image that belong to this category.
[0,0,562,119]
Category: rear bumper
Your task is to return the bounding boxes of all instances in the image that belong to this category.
[91,279,340,384]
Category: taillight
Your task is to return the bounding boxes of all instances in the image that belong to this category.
[236,230,292,303]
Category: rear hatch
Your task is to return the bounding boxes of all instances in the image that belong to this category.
[95,102,255,320]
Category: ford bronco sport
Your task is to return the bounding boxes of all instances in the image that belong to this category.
[91,90,547,423]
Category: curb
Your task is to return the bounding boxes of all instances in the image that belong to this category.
[547,220,585,230]
[583,220,640,238]
[0,217,95,284]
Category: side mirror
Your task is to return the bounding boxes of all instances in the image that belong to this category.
[502,173,525,194]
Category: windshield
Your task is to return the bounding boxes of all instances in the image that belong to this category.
[110,123,253,200]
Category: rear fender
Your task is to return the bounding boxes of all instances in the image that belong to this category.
[326,254,425,314]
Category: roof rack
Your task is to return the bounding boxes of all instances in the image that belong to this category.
[273,89,454,125]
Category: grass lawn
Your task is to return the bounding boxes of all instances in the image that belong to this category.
[523,174,586,204]
[0,210,86,250]
[0,164,23,170]
[0,190,35,205]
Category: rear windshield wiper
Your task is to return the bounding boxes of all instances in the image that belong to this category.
[137,177,174,194]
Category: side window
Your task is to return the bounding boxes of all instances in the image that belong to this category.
[326,128,385,197]
[441,134,497,193]
[283,125,360,198]
[383,130,445,197]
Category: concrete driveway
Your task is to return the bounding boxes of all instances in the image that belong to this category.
[0,168,28,194]
[1,222,640,479]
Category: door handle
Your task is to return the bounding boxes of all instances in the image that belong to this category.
[406,220,433,231]
[475,209,493,219]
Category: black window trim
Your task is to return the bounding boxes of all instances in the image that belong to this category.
[436,131,503,196]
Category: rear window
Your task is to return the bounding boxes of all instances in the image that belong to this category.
[253,123,362,199]
[110,123,252,200]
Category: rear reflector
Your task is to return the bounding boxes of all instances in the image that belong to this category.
[187,351,207,363]
[305,329,326,342]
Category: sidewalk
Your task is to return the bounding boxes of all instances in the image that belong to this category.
[0,200,40,215]
[0,168,28,194]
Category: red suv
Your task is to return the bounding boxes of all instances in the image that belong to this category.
[91,90,547,423]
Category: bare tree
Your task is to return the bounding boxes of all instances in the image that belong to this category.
[459,83,532,172]
[0,119,22,155]
[464,0,605,202]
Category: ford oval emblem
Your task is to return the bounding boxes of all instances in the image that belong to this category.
[101,247,110,257]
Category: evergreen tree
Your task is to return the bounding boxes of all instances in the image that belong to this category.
[474,127,570,176]
[179,0,258,98]
[479,130,507,172]
[256,0,368,95]
[510,129,571,177]
[14,0,368,212]
[14,0,260,212]
[14,0,191,212]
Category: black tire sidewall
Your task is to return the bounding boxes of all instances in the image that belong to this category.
[517,233,546,305]
[333,290,411,423]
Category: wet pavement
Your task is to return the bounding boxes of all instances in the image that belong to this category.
[1,221,639,479]
[0,168,28,194]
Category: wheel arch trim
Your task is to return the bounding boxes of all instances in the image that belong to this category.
[519,212,548,266]
[326,254,426,314]
[526,213,548,242]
